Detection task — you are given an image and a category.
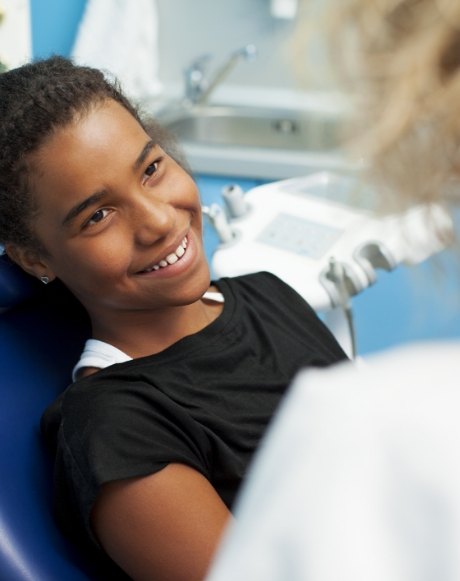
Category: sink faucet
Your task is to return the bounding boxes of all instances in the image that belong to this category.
[183,44,257,106]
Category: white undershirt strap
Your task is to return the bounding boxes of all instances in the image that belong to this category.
[72,339,132,381]
[72,290,225,381]
[202,291,225,303]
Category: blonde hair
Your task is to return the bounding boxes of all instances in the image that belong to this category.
[296,0,460,214]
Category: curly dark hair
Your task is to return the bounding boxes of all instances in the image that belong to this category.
[0,56,188,249]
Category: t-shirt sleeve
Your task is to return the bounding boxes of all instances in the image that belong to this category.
[244,272,348,363]
[51,376,211,548]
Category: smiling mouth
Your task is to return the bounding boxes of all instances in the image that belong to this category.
[138,237,188,274]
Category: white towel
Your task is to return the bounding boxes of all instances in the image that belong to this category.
[72,0,162,102]
[0,0,31,68]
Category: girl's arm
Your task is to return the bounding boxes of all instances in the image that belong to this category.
[91,463,231,581]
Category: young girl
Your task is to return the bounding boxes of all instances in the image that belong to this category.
[0,56,347,581]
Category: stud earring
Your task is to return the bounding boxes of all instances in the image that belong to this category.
[40,275,49,285]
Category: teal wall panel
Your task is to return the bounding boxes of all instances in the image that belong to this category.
[30,0,87,58]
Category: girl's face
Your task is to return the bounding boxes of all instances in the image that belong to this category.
[24,99,209,317]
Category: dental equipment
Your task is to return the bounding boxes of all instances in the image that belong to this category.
[202,203,235,245]
[209,172,453,358]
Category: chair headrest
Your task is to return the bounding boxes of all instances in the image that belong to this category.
[0,252,41,309]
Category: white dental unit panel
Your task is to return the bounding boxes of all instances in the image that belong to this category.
[211,172,452,355]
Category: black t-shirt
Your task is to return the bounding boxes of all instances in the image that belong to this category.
[42,272,346,553]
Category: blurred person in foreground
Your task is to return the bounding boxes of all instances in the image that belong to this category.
[206,1,460,580]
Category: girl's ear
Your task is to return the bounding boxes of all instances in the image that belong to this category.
[4,243,55,283]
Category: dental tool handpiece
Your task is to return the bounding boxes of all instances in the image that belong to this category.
[327,258,351,310]
[202,204,235,244]
[325,257,357,359]
[222,184,248,219]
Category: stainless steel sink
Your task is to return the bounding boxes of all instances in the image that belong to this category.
[163,105,340,151]
[157,104,353,180]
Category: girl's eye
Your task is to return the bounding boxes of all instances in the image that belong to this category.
[145,161,158,176]
[143,159,161,182]
[86,208,110,227]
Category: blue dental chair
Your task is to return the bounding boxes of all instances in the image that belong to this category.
[0,254,123,580]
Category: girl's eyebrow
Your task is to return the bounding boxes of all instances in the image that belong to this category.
[62,191,106,226]
[134,139,156,170]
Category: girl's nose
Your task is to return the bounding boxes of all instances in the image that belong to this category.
[132,194,176,247]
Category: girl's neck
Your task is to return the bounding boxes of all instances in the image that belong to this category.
[87,295,222,359]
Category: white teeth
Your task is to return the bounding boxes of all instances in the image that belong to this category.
[166,253,178,265]
[140,236,188,273]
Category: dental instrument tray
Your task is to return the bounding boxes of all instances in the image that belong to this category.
[211,171,452,312]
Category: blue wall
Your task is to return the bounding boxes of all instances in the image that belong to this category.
[30,0,87,58]
[353,247,460,354]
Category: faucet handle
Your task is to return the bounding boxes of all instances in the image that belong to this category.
[233,44,258,61]
[183,54,213,103]
[186,53,213,73]
[183,44,258,105]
